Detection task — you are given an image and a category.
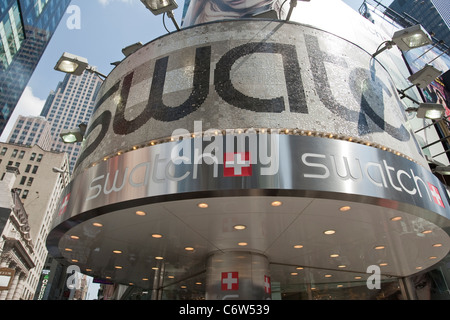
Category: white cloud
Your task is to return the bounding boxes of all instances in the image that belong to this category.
[0,86,46,142]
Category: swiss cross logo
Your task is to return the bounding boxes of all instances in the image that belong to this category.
[428,183,445,208]
[224,152,252,177]
[58,193,71,216]
[264,275,271,294]
[221,272,239,291]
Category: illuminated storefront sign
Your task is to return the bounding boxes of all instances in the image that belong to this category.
[52,133,449,230]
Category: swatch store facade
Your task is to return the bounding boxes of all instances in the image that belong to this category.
[46,0,450,300]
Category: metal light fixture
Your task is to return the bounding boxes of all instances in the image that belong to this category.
[59,123,87,144]
[140,0,180,31]
[398,64,442,105]
[434,166,450,175]
[406,103,445,119]
[55,52,107,78]
[372,25,432,57]
[407,64,442,89]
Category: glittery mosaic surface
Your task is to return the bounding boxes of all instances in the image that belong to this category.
[75,20,427,173]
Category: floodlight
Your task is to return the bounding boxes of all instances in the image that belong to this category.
[59,123,87,144]
[407,64,442,89]
[54,52,89,76]
[140,0,180,31]
[391,24,432,51]
[372,25,432,57]
[122,42,144,57]
[55,52,107,78]
[140,0,178,15]
[434,166,450,175]
[406,103,445,119]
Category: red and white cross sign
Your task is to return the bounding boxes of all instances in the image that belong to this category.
[264,275,271,294]
[224,152,252,177]
[428,182,445,208]
[58,193,71,216]
[221,272,239,291]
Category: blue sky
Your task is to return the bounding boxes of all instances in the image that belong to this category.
[0,0,393,141]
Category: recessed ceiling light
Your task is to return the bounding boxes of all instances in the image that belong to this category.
[195,282,202,285]
[142,278,149,281]
[271,201,282,207]
[136,211,146,216]
[293,244,304,249]
[416,266,423,270]
[374,246,385,250]
[70,235,80,240]
[324,274,332,278]
[152,267,159,270]
[113,250,122,254]
[115,266,123,269]
[168,275,175,279]
[71,259,78,263]
[379,263,388,266]
[86,269,92,272]
[296,267,304,270]
[238,242,248,246]
[198,203,208,209]
[422,230,433,234]
[291,272,298,276]
[152,234,163,238]
[337,284,343,288]
[330,254,339,258]
[338,265,347,268]
[324,230,336,235]
[185,247,195,251]
[234,225,247,230]
[433,243,443,247]
[129,283,134,286]
[155,256,164,260]
[106,276,112,279]
[339,206,351,212]
[354,276,362,280]
[181,285,187,289]
[390,216,402,221]
[429,256,437,260]
[92,222,103,227]
[65,248,73,252]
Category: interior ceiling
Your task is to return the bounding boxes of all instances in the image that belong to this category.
[55,196,450,290]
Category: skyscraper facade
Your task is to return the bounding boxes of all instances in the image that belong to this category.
[0,0,71,136]
[41,70,103,172]
[6,115,52,150]
[388,0,450,46]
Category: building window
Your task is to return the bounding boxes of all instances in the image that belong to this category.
[20,176,26,185]
[0,147,6,155]
[11,149,18,157]
[32,165,38,174]
[27,177,34,187]
[37,154,43,162]
[25,164,31,173]
[18,150,25,159]
[22,190,29,199]
[30,153,36,161]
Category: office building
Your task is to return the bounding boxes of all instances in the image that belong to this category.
[0,0,71,136]
[40,70,103,172]
[0,142,68,299]
[0,166,34,300]
[46,0,450,300]
[6,115,52,150]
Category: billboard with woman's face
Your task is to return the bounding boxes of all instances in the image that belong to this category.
[182,0,287,26]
